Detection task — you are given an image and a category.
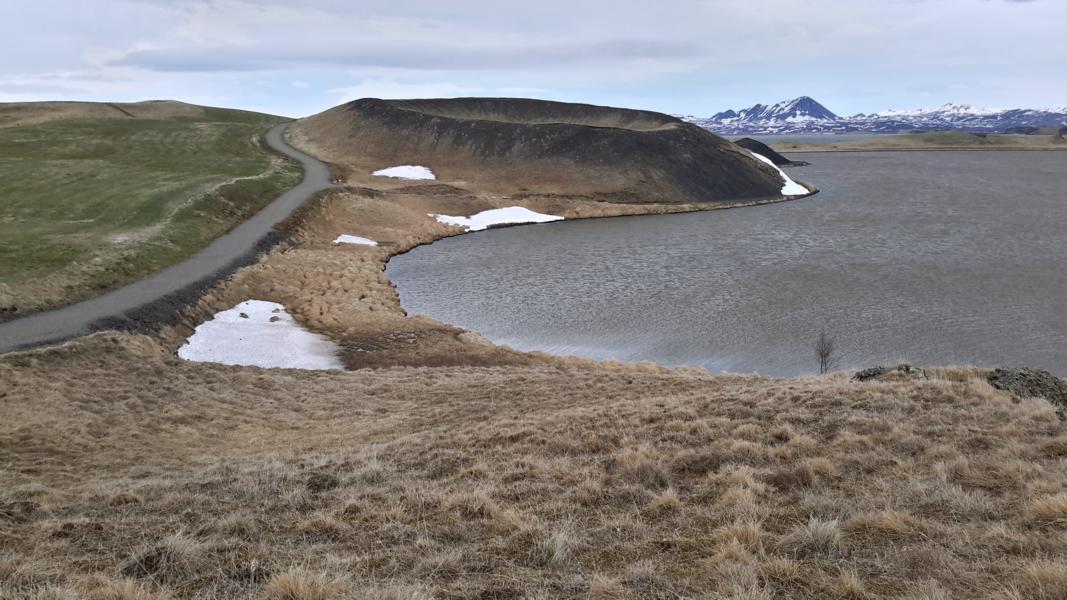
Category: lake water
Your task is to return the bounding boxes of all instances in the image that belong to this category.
[388,151,1067,376]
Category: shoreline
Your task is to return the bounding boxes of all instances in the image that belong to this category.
[787,147,1067,153]
[777,146,1067,154]
[287,185,825,369]
[148,151,819,370]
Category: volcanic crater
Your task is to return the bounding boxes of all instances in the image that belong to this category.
[296,97,811,204]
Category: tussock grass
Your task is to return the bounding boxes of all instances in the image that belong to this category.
[2,339,1066,598]
[261,569,347,600]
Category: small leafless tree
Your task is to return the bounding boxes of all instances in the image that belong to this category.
[814,330,837,374]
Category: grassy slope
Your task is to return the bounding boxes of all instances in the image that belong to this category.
[1,336,1066,600]
[0,107,300,314]
[774,132,1067,152]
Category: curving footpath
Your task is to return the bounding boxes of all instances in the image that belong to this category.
[0,123,335,355]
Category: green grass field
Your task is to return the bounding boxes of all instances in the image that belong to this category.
[0,106,300,314]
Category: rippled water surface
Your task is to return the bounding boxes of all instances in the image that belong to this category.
[388,151,1067,376]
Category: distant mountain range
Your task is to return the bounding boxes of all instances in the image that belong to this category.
[682,96,1067,135]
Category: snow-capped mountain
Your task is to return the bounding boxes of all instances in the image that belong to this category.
[710,96,839,125]
[685,97,1067,134]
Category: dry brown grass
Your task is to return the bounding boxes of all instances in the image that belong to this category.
[2,336,1065,599]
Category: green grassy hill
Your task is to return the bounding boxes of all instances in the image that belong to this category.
[0,102,300,315]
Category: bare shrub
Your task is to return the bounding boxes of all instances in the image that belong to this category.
[814,330,838,374]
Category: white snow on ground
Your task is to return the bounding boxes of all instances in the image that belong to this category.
[372,165,436,180]
[750,153,810,196]
[431,206,564,232]
[178,300,343,370]
[333,234,378,246]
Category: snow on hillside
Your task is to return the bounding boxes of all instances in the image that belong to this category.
[373,165,435,180]
[431,207,563,232]
[178,300,343,370]
[750,153,808,196]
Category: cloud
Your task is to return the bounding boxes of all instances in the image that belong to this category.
[3,0,1066,117]
[109,39,700,73]
[329,80,486,103]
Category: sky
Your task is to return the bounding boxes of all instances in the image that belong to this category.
[2,0,1065,118]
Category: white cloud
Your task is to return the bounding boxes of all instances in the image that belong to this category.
[329,80,485,103]
[2,0,1065,117]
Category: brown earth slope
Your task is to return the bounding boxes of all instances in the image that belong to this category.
[2,336,1067,600]
[295,98,803,204]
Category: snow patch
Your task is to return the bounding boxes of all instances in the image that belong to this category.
[431,206,564,232]
[333,234,378,246]
[372,165,435,180]
[178,300,343,370]
[750,153,809,196]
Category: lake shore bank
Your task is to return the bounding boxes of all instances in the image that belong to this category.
[139,124,817,369]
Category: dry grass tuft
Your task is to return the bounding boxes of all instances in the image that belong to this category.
[444,489,500,520]
[587,575,628,600]
[836,568,869,599]
[778,517,843,557]
[119,534,207,583]
[1026,494,1067,526]
[843,510,923,540]
[1041,436,1067,458]
[607,446,670,489]
[1018,559,1067,600]
[902,580,951,600]
[261,569,347,600]
[86,578,174,600]
[354,585,434,600]
[715,520,765,552]
[646,488,682,513]
[758,558,800,582]
[537,519,581,568]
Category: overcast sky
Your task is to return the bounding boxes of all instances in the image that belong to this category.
[3,0,1064,118]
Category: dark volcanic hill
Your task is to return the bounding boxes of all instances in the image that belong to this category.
[733,137,809,167]
[297,97,806,204]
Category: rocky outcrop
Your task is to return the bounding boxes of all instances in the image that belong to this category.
[852,364,928,382]
[296,97,808,205]
[987,368,1067,407]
